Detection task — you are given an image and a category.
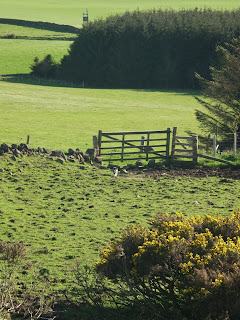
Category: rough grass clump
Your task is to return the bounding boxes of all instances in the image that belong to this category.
[95,211,240,320]
[0,239,54,320]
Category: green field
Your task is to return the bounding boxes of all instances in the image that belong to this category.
[1,2,240,317]
[0,24,77,39]
[1,0,240,26]
[0,80,203,150]
[0,39,72,74]
[0,154,239,283]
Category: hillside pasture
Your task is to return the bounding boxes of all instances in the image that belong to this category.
[1,0,240,26]
[0,80,203,150]
[0,23,77,40]
[0,154,240,285]
[0,39,72,74]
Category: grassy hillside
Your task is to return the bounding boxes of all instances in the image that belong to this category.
[0,154,239,283]
[0,24,77,39]
[0,80,203,150]
[1,0,240,26]
[0,39,72,74]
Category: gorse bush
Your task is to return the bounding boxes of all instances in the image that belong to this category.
[61,9,240,89]
[96,211,240,319]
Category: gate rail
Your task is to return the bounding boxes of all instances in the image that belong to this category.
[97,129,171,162]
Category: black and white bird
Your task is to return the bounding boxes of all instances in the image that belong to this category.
[113,167,118,177]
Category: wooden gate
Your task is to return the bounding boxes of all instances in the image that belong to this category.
[171,127,198,163]
[97,129,171,162]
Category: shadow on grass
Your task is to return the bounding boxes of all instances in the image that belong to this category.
[0,18,79,33]
[54,302,142,320]
[0,75,200,96]
[0,74,83,89]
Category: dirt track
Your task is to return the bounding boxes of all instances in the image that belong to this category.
[130,167,240,180]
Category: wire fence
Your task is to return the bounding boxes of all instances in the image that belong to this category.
[0,74,84,88]
[199,133,240,159]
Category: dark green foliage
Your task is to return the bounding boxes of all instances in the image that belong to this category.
[95,212,240,320]
[31,54,59,79]
[61,9,240,89]
[195,38,240,135]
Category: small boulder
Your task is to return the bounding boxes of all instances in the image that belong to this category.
[0,143,10,152]
[68,148,75,155]
[57,158,65,164]
[82,153,91,162]
[11,144,18,149]
[19,143,31,151]
[86,148,97,160]
[136,160,144,167]
[51,150,64,158]
[68,155,77,163]
[95,156,103,164]
[75,148,83,155]
[37,147,44,153]
[148,159,156,168]
[13,149,21,157]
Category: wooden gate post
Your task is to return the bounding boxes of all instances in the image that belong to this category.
[166,128,171,159]
[171,127,177,158]
[192,134,198,163]
[98,130,102,156]
[206,134,211,152]
[121,133,125,162]
[93,135,99,155]
[140,136,145,152]
[234,133,237,159]
[213,135,217,158]
[146,133,150,161]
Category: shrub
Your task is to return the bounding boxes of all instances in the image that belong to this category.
[31,54,59,79]
[96,211,240,320]
[0,239,54,320]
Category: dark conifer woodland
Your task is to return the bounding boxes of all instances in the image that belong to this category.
[60,9,240,89]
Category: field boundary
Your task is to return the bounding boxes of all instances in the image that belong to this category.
[0,18,79,33]
[97,129,171,162]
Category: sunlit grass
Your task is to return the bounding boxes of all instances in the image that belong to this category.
[0,24,77,39]
[0,80,203,150]
[1,0,240,26]
[0,39,72,74]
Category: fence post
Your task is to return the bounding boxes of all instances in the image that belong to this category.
[98,130,102,156]
[206,134,211,152]
[140,136,145,152]
[93,135,99,155]
[192,135,198,163]
[146,133,150,161]
[213,135,217,158]
[166,128,170,159]
[171,127,177,158]
[27,135,30,144]
[234,132,237,159]
[121,133,125,162]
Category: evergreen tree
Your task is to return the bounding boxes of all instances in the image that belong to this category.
[195,37,240,135]
[31,54,58,79]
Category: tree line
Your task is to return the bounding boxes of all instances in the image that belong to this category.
[51,9,240,89]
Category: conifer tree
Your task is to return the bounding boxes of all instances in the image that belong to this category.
[195,37,240,135]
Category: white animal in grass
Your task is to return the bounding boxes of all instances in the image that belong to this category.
[113,167,118,177]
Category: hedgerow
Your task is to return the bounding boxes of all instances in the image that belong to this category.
[95,211,240,319]
[60,9,240,89]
